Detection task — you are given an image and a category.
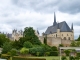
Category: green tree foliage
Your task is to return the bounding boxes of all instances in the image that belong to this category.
[41,44,52,52]
[51,46,58,51]
[44,36,47,45]
[70,41,76,47]
[76,35,80,41]
[23,27,41,45]
[23,41,33,48]
[0,34,10,47]
[76,41,80,47]
[29,47,44,56]
[59,44,64,47]
[64,50,70,56]
[9,49,17,56]
[20,47,29,55]
[12,40,20,49]
[2,42,12,53]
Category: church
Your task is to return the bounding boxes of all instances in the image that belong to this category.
[5,12,74,47]
[39,12,74,47]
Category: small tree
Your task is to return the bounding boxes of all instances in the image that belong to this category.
[2,42,12,53]
[64,50,70,56]
[20,47,29,55]
[51,46,58,51]
[23,41,33,48]
[10,49,17,56]
[70,41,76,47]
[59,44,64,47]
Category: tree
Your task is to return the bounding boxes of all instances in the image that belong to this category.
[23,27,41,45]
[23,41,33,48]
[2,42,12,53]
[76,41,80,47]
[0,34,10,47]
[44,36,47,45]
[20,47,29,55]
[70,41,76,47]
[64,50,70,56]
[51,46,58,51]
[76,35,80,41]
[59,44,64,47]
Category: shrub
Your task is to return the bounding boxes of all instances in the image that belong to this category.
[10,49,17,56]
[77,52,80,57]
[45,52,50,56]
[49,51,58,56]
[20,47,29,55]
[69,56,75,60]
[36,52,40,56]
[64,50,70,56]
[61,56,67,60]
[51,46,58,51]
[12,56,46,60]
[2,42,12,53]
[23,41,33,48]
[1,54,11,60]
[29,47,44,56]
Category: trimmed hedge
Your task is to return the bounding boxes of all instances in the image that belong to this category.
[1,54,11,60]
[12,56,46,60]
[49,51,58,56]
[77,52,80,57]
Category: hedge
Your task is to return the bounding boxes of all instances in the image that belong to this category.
[1,54,11,60]
[12,56,46,60]
[49,51,58,56]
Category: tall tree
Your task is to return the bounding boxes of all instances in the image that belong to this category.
[0,34,10,47]
[76,35,80,41]
[23,27,41,45]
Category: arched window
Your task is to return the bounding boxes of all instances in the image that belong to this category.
[67,34,68,36]
[62,34,63,36]
[64,37,66,40]
[68,37,70,40]
[56,34,57,37]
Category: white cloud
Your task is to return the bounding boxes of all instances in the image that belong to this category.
[0,0,79,39]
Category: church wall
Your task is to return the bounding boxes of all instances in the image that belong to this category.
[60,32,74,40]
[61,40,72,47]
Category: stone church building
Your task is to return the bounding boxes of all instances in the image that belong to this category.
[39,12,74,47]
[5,12,74,47]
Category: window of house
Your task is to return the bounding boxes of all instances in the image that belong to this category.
[68,37,70,40]
[56,34,57,37]
[64,37,66,40]
[62,34,63,36]
[67,34,68,36]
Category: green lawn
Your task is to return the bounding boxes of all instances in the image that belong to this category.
[29,56,59,60]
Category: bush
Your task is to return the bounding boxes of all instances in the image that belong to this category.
[51,46,58,51]
[20,47,29,55]
[2,42,12,53]
[36,52,40,56]
[45,52,50,56]
[23,41,33,48]
[49,51,58,56]
[29,47,44,56]
[64,50,70,56]
[61,56,67,60]
[9,49,17,56]
[69,56,75,60]
[12,56,46,60]
[1,54,11,60]
[77,52,80,57]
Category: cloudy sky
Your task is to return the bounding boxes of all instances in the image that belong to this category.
[0,0,80,39]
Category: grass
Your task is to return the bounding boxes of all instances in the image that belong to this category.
[29,56,59,60]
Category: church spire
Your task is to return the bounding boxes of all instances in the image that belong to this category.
[71,23,73,30]
[53,12,57,26]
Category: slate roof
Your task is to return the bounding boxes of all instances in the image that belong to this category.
[45,21,72,34]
